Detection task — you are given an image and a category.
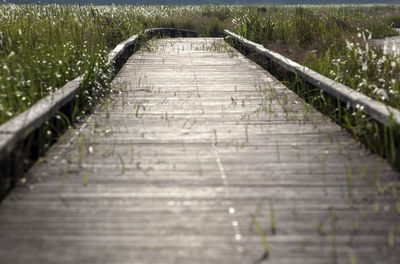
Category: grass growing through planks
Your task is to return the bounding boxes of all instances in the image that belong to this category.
[252,215,270,259]
[349,252,358,264]
[317,221,327,236]
[116,152,126,175]
[275,140,280,160]
[388,228,395,248]
[269,202,277,234]
[82,171,89,186]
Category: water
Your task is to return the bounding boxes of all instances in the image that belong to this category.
[373,29,400,56]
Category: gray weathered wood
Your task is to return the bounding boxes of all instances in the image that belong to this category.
[0,38,399,264]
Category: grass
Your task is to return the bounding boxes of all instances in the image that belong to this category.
[117,152,126,175]
[275,140,280,160]
[82,171,89,186]
[269,202,277,234]
[0,4,118,124]
[317,221,327,236]
[388,228,395,248]
[252,215,270,259]
[349,252,358,264]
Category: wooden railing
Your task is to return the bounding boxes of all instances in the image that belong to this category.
[224,30,400,132]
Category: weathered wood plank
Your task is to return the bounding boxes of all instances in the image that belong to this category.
[0,38,399,264]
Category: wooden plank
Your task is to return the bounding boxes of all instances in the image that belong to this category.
[0,38,399,264]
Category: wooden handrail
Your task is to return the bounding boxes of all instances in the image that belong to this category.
[224,29,400,132]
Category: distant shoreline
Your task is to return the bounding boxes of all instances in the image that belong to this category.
[3,1,400,6]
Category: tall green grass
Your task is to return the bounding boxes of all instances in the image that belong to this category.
[0,4,130,123]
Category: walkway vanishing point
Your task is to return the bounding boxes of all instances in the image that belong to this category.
[0,38,399,264]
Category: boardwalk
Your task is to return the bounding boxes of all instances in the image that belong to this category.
[0,38,399,264]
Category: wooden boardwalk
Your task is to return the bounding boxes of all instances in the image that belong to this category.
[0,38,399,264]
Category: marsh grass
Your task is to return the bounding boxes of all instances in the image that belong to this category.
[0,4,120,124]
[349,252,358,264]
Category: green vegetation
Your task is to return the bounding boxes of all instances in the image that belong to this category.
[0,4,116,124]
[0,4,242,125]
[1,4,399,125]
[269,202,277,234]
[349,251,358,264]
[252,215,270,259]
